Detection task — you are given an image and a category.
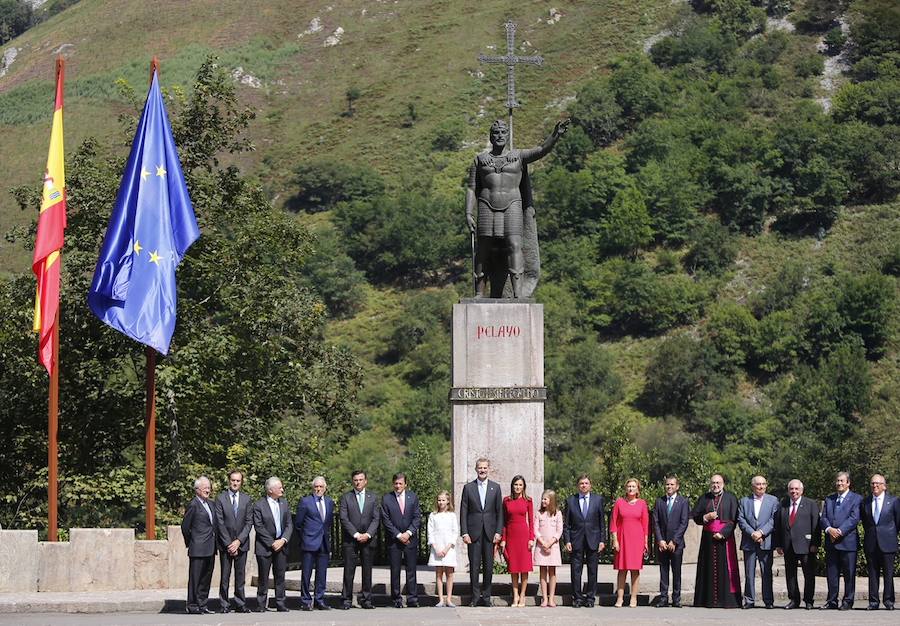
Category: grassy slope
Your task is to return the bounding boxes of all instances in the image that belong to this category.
[0,0,677,273]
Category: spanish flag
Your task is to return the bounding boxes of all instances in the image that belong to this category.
[33,58,67,374]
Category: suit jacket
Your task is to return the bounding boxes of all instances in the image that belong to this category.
[214,490,253,553]
[181,496,217,558]
[381,490,422,547]
[339,489,381,544]
[562,492,607,551]
[775,496,820,554]
[737,493,779,551]
[294,494,334,552]
[459,479,503,540]
[860,492,900,554]
[651,494,690,551]
[819,490,862,552]
[252,497,293,558]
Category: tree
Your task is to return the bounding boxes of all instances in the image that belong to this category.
[569,79,625,147]
[598,181,654,257]
[287,159,385,213]
[0,0,31,44]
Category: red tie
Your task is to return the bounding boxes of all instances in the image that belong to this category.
[789,501,797,527]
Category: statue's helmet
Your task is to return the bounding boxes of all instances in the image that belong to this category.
[490,119,508,133]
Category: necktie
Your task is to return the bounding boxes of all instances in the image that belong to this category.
[398,493,405,515]
[201,499,212,523]
[317,496,326,522]
[479,482,486,509]
[874,497,881,523]
[667,497,674,514]
[232,492,238,517]
[357,491,365,513]
[272,500,282,537]
[789,501,797,527]
[581,495,587,517]
[836,495,843,508]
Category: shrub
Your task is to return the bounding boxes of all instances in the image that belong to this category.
[643,333,732,415]
[431,118,466,151]
[287,159,385,213]
[683,220,739,275]
[569,79,626,147]
[794,53,825,78]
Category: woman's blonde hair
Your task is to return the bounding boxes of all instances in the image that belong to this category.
[434,490,454,512]
[539,489,558,516]
[624,477,641,495]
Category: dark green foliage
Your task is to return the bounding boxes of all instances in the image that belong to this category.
[751,309,800,373]
[707,0,767,38]
[642,333,733,415]
[608,54,670,125]
[794,52,825,78]
[551,125,594,172]
[569,79,625,147]
[0,0,31,44]
[751,259,811,316]
[793,0,844,33]
[299,226,367,318]
[431,118,466,151]
[333,190,466,285]
[705,301,758,368]
[287,160,385,213]
[823,27,846,56]
[683,220,739,275]
[836,272,897,359]
[650,19,738,72]
[850,1,900,62]
[598,181,654,257]
[831,80,900,126]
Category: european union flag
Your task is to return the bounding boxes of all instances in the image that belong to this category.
[88,72,199,355]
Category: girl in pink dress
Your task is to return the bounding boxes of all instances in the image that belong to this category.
[500,475,535,607]
[533,489,563,607]
[610,477,649,608]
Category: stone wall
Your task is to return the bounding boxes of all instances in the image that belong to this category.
[0,527,259,593]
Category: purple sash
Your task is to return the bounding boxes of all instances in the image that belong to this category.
[705,519,740,593]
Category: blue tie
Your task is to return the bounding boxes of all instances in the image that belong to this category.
[874,498,881,523]
[232,492,238,517]
[667,497,674,514]
[272,500,282,537]
[581,495,587,517]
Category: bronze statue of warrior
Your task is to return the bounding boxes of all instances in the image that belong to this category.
[465,118,568,298]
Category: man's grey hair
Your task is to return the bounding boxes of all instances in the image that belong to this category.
[194,476,210,490]
[311,475,327,488]
[788,479,804,490]
[265,476,282,493]
[836,471,850,483]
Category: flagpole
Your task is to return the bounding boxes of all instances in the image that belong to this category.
[144,56,160,541]
[48,310,59,542]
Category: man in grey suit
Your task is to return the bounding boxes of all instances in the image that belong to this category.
[213,469,253,613]
[181,475,217,614]
[460,457,503,607]
[252,476,292,612]
[339,469,381,610]
[737,475,779,609]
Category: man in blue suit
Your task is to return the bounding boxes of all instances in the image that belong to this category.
[382,472,423,608]
[651,475,690,608]
[294,476,334,611]
[563,473,607,608]
[820,471,862,610]
[736,475,779,609]
[860,474,900,610]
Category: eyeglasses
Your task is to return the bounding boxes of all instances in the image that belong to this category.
[871,481,885,485]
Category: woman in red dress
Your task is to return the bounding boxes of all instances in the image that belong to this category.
[610,477,649,607]
[500,475,535,607]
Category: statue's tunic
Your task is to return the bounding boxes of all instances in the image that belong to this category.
[469,148,540,238]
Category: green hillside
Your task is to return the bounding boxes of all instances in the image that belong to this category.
[1,0,899,538]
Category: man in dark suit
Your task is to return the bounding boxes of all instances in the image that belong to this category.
[736,475,779,609]
[252,476,292,612]
[563,473,607,608]
[294,475,334,611]
[339,469,381,610]
[775,479,820,610]
[651,475,689,608]
[459,457,504,607]
[181,475,217,615]
[382,472,423,608]
[213,469,253,613]
[820,471,862,610]
[860,473,899,610]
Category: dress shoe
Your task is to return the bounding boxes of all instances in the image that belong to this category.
[362,602,375,609]
[742,603,755,609]
[340,602,352,610]
[315,602,332,610]
[236,606,252,613]
[219,606,232,613]
[185,607,200,615]
[572,599,583,608]
[393,600,404,608]
[585,600,596,607]
[407,600,419,608]
[657,599,669,608]
[820,602,838,610]
[805,602,814,610]
[199,607,215,614]
[301,604,313,611]
[885,603,895,610]
[765,603,774,609]
[784,601,799,610]
[839,603,852,611]
[672,601,682,607]
[867,604,879,610]
[276,605,290,612]
[469,600,480,607]
[253,606,267,612]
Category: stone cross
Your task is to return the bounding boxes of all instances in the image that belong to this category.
[478,20,543,147]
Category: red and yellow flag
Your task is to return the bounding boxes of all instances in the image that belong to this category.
[32,58,67,374]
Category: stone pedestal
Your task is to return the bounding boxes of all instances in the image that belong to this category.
[451,301,544,517]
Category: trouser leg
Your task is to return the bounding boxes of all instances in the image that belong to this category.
[314,547,329,604]
[272,551,288,608]
[571,548,584,602]
[671,549,683,603]
[360,543,375,604]
[743,549,757,605]
[585,548,599,603]
[255,555,271,609]
[218,551,233,608]
[481,534,494,600]
[658,551,670,599]
[342,542,358,604]
[405,542,419,602]
[825,549,839,605]
[784,549,800,604]
[759,549,774,606]
[388,544,402,601]
[300,551,314,606]
[197,555,215,610]
[467,539,482,600]
[800,552,816,604]
[842,550,856,606]
[233,551,247,607]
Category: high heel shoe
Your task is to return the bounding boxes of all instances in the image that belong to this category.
[614,592,624,608]
[629,596,638,608]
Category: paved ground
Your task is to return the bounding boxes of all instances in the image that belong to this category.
[1,563,897,625]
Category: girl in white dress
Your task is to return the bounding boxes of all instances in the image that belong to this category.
[427,490,459,607]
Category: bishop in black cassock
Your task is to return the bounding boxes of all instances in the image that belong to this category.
[691,474,742,608]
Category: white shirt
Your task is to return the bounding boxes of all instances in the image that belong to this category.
[873,493,885,520]
[753,495,763,519]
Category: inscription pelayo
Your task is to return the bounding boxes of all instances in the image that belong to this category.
[450,387,547,401]
[476,324,521,339]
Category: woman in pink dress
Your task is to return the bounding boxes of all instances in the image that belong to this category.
[610,477,649,608]
[533,489,563,607]
[500,475,535,607]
